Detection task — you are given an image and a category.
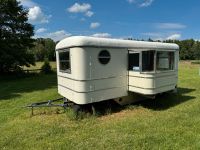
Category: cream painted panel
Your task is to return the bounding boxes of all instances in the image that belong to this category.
[57,47,127,80]
[155,76,177,88]
[56,47,90,80]
[56,36,179,51]
[58,76,127,92]
[129,70,177,78]
[57,47,128,104]
[128,70,178,94]
[57,77,74,91]
[71,47,90,80]
[56,51,59,75]
[128,75,177,92]
[58,85,74,101]
[129,86,155,95]
[129,84,175,95]
[87,47,127,79]
[58,85,128,104]
[129,77,154,89]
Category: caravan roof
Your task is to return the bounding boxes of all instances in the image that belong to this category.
[56,36,179,50]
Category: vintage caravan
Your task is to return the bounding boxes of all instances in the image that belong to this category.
[55,36,179,106]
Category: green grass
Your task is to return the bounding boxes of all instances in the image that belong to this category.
[0,62,200,150]
[22,61,57,70]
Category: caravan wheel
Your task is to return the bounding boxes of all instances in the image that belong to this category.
[72,104,82,114]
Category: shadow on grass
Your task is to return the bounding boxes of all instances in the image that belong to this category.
[134,87,196,111]
[0,72,57,101]
[82,87,196,117]
[18,87,195,118]
[86,100,124,117]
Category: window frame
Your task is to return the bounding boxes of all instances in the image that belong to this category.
[141,50,156,73]
[156,50,176,73]
[58,49,71,74]
[128,51,140,71]
[128,49,155,73]
[128,49,176,74]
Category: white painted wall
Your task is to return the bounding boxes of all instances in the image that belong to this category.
[57,47,128,104]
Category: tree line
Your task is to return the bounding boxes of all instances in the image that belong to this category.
[129,38,200,60]
[33,38,200,62]
[32,38,200,63]
[164,39,200,60]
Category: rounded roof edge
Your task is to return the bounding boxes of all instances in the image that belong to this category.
[56,36,179,50]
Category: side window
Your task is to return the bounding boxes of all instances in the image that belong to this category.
[128,52,140,71]
[59,50,71,73]
[98,50,111,65]
[156,51,174,71]
[142,50,155,72]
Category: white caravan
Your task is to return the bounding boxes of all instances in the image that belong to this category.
[56,36,179,105]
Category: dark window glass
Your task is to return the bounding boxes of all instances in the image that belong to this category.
[98,50,111,65]
[59,50,71,73]
[128,52,140,71]
[142,51,155,72]
[156,51,174,71]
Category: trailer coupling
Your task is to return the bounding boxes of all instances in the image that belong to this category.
[25,97,71,115]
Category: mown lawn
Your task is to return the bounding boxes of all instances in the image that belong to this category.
[0,61,200,150]
[22,61,57,70]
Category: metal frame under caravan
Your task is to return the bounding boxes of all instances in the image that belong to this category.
[55,36,179,105]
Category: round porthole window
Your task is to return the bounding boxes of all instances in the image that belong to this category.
[98,50,111,65]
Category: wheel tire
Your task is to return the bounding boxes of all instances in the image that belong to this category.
[72,104,81,113]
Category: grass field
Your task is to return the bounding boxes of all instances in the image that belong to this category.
[0,61,200,150]
[22,61,57,70]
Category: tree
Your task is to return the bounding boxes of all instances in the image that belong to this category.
[164,39,197,60]
[31,38,56,61]
[33,41,45,61]
[0,0,35,73]
[44,38,56,61]
[193,41,200,60]
[148,38,153,42]
[41,58,52,74]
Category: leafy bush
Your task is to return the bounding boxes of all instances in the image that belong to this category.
[41,58,52,74]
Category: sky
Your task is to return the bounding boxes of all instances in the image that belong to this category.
[18,0,200,41]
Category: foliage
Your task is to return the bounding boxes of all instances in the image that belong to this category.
[0,0,35,73]
[23,61,57,70]
[31,37,200,61]
[128,38,200,60]
[41,58,52,74]
[164,39,200,60]
[31,38,56,61]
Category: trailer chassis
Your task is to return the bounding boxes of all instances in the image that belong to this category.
[25,97,72,115]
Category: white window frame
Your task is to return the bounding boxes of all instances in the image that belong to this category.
[128,50,140,71]
[58,49,71,73]
[156,50,176,73]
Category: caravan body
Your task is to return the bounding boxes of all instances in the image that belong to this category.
[55,36,179,105]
